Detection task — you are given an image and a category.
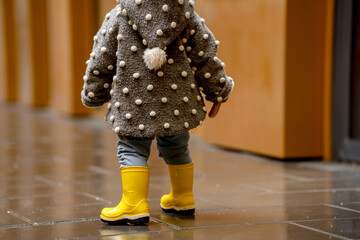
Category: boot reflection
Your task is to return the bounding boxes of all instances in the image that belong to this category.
[160,213,194,240]
[172,229,194,240]
[100,225,149,240]
[160,212,195,223]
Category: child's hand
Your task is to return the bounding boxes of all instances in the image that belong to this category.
[208,99,228,118]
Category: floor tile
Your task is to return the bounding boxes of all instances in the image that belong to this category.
[187,223,344,240]
[0,176,45,188]
[1,219,170,239]
[0,184,58,199]
[0,192,108,212]
[295,219,360,239]
[8,205,107,225]
[38,171,120,184]
[204,190,360,208]
[152,204,360,229]
[298,162,360,173]
[0,212,31,228]
[242,178,360,193]
[328,202,360,212]
[96,223,345,240]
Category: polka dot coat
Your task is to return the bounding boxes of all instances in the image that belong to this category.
[81,0,234,138]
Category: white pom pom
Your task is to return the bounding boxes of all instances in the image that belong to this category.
[143,47,167,71]
[145,14,152,21]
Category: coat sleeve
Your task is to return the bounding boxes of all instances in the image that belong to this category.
[185,13,234,103]
[81,8,119,108]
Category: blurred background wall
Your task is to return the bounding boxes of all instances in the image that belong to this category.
[0,0,335,161]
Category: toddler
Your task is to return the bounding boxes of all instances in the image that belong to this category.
[81,0,234,225]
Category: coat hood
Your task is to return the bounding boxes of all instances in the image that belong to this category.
[118,0,195,70]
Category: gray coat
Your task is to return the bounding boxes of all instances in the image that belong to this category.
[81,0,234,138]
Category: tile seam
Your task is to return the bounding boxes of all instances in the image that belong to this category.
[323,203,360,214]
[79,192,113,204]
[271,187,360,194]
[34,175,61,186]
[0,223,31,230]
[149,217,183,230]
[288,222,352,240]
[7,210,36,226]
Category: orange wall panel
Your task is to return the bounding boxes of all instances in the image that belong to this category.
[200,0,333,159]
[323,0,335,161]
[0,1,6,101]
[30,0,49,106]
[199,0,287,158]
[14,0,33,105]
[0,0,18,102]
[70,0,98,114]
[14,0,49,106]
[47,0,96,115]
[284,0,329,158]
[47,0,72,113]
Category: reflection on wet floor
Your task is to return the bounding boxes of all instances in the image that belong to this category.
[1,103,360,240]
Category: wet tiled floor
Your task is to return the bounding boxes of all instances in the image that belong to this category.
[1,103,360,240]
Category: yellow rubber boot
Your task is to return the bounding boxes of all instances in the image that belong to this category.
[100,167,150,225]
[160,163,195,215]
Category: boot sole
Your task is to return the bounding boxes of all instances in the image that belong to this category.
[100,216,149,225]
[161,207,195,215]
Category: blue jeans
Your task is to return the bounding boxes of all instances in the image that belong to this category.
[117,132,192,168]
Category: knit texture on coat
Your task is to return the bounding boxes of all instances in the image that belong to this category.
[81,0,235,137]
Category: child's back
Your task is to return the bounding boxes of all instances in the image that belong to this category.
[81,0,234,225]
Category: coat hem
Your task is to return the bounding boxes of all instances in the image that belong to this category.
[110,122,204,138]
